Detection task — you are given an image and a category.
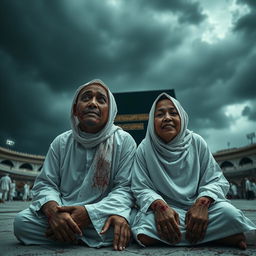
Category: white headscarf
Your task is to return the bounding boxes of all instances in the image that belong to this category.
[71,79,119,148]
[70,79,120,189]
[145,93,192,162]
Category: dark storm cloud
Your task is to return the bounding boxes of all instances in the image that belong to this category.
[143,32,254,132]
[182,43,256,132]
[0,0,110,91]
[235,0,256,37]
[140,0,206,24]
[0,1,188,102]
[242,105,256,121]
[174,0,256,133]
[1,0,190,153]
[0,48,70,154]
[0,0,187,91]
[230,54,256,100]
[0,0,255,154]
[226,0,256,109]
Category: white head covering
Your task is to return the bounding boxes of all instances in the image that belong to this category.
[134,93,229,207]
[70,79,120,190]
[70,79,119,148]
[134,93,194,206]
[145,93,192,161]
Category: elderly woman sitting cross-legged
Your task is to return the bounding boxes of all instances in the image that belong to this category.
[131,93,256,250]
[14,79,136,251]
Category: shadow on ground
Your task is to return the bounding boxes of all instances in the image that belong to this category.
[0,200,255,256]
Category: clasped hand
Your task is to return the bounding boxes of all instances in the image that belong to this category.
[45,205,89,243]
[45,206,130,250]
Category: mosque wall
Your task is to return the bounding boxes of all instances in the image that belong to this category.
[1,143,255,199]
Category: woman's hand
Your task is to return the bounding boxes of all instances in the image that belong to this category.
[151,200,181,244]
[185,196,213,243]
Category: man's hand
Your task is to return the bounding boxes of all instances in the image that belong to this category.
[100,215,131,251]
[151,200,181,244]
[185,196,213,243]
[42,201,82,243]
[57,205,91,230]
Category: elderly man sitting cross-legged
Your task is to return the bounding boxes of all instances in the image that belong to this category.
[14,79,136,251]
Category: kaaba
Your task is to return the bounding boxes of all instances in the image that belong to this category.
[113,89,176,145]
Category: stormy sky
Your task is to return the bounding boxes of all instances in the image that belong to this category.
[0,0,256,155]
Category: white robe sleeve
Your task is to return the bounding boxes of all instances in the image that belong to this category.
[196,135,230,202]
[131,145,165,214]
[85,135,136,232]
[30,137,62,214]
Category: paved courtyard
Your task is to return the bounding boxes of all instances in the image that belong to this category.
[0,200,255,256]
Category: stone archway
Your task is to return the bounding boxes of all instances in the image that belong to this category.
[1,159,14,168]
[19,163,33,171]
[220,161,234,169]
[239,157,253,166]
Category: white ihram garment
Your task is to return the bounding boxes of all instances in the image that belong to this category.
[14,79,136,247]
[131,93,256,246]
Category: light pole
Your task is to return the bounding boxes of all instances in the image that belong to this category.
[246,132,255,144]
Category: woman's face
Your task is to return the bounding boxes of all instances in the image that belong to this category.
[154,99,181,143]
[73,84,109,133]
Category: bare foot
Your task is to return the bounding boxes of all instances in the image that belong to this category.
[238,240,247,250]
[215,233,247,250]
[137,234,162,246]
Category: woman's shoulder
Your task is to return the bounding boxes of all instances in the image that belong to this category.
[136,139,147,154]
[190,132,208,149]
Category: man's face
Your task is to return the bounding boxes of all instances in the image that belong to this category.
[73,84,109,133]
[154,99,181,143]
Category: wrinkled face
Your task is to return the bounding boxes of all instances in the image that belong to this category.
[154,99,181,143]
[73,84,109,133]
